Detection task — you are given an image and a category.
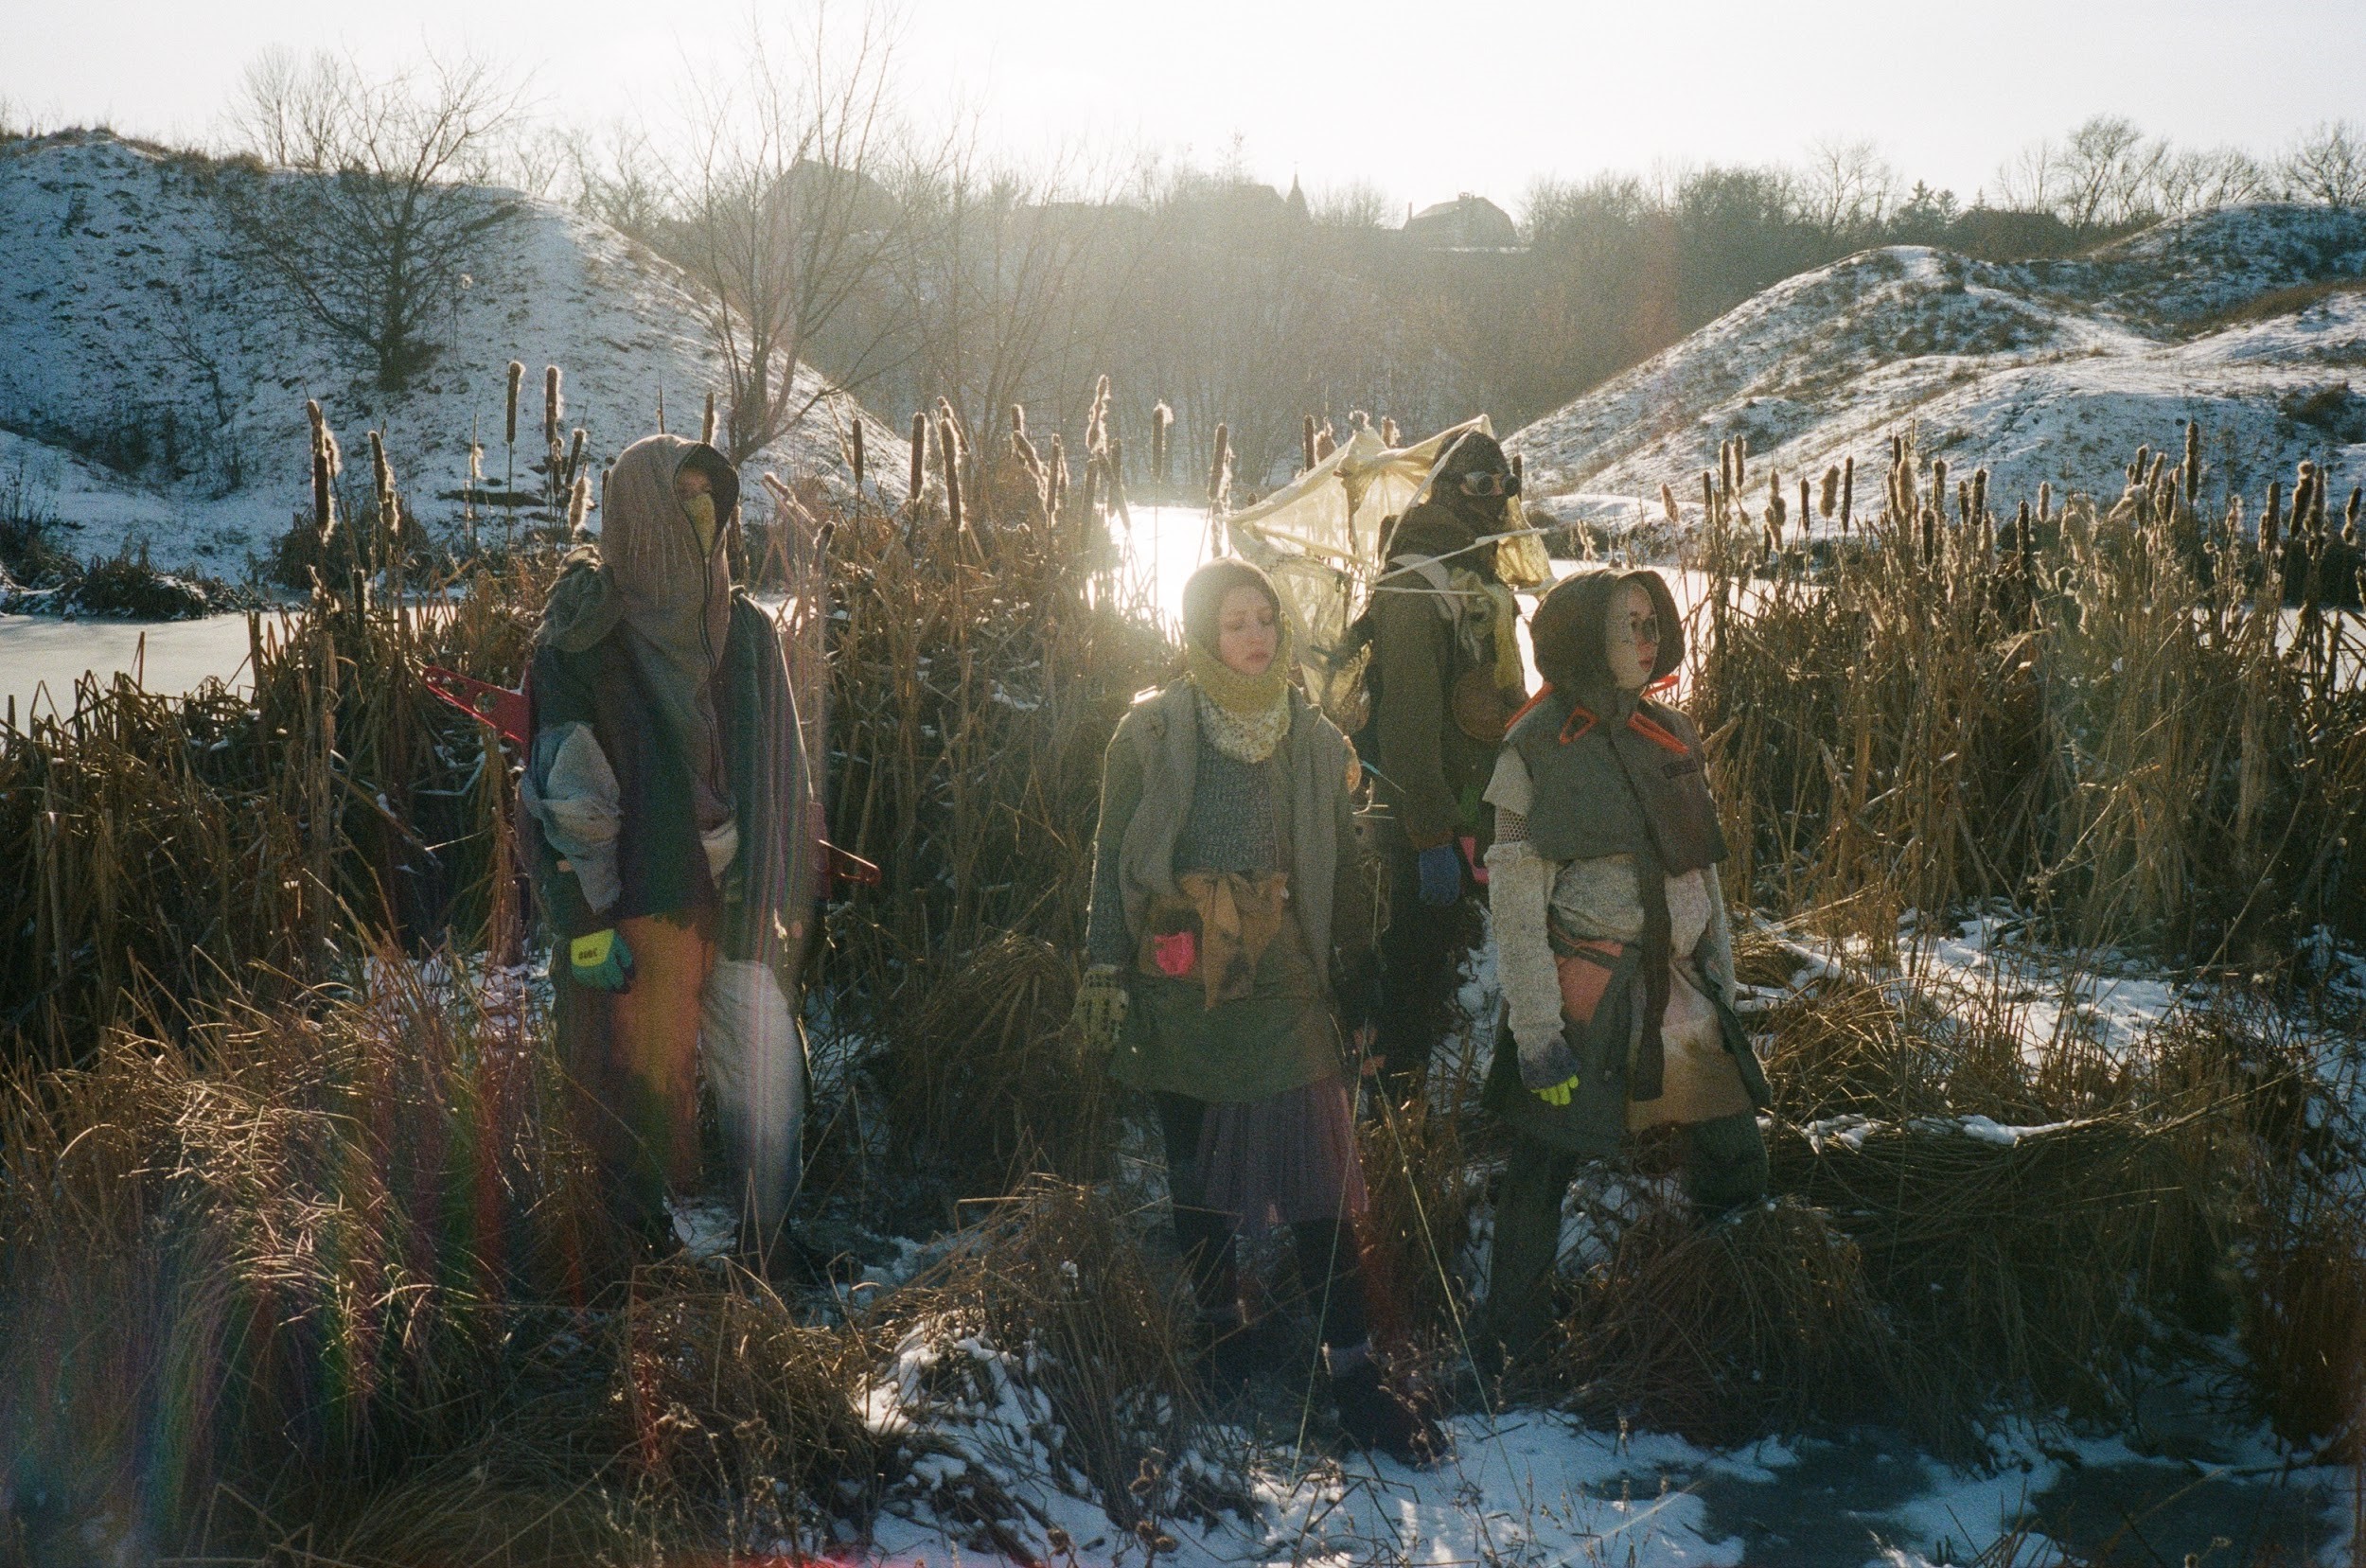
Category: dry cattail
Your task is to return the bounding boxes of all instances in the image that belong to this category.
[2183,421,2201,506]
[701,390,717,447]
[1971,467,1987,522]
[939,413,963,531]
[1956,479,1972,529]
[543,365,561,451]
[1302,414,1318,473]
[1010,402,1027,438]
[567,473,591,535]
[1208,421,1230,502]
[1798,475,1811,541]
[909,412,927,503]
[1930,458,1947,516]
[1898,457,1919,520]
[1699,469,1715,526]
[1151,402,1173,483]
[1842,455,1854,531]
[1105,434,1126,496]
[565,428,588,488]
[2292,464,2317,537]
[1819,465,1839,519]
[1382,415,1400,447]
[2039,480,2052,522]
[1313,423,1336,463]
[851,418,865,490]
[1049,432,1068,517]
[2133,444,2151,483]
[1719,439,1734,495]
[1661,481,1680,528]
[1889,432,1903,467]
[2263,480,2283,557]
[504,361,522,447]
[1921,505,1937,564]
[2344,484,2361,544]
[368,429,399,558]
[1737,432,1749,483]
[656,385,666,433]
[1012,427,1044,481]
[1511,451,1524,490]
[1086,375,1111,453]
[2146,450,2167,496]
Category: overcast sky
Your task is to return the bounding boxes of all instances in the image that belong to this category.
[5,0,2362,214]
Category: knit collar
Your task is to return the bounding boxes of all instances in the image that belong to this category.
[1186,646,1291,764]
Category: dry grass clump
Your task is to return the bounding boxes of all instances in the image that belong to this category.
[1551,1196,1909,1447]
[2240,1199,2366,1460]
[1690,432,2366,965]
[608,1266,890,1548]
[864,1177,1222,1535]
[0,520,554,1075]
[1766,1110,2225,1438]
[0,956,625,1559]
[871,932,1118,1210]
[811,427,1173,1203]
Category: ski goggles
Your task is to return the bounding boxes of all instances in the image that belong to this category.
[1456,469,1521,499]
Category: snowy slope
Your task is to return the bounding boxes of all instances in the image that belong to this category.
[1508,203,2366,521]
[0,131,907,573]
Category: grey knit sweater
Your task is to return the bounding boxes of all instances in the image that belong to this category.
[1086,737,1281,966]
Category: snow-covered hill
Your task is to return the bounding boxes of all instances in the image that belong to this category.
[0,131,905,574]
[1509,203,2366,523]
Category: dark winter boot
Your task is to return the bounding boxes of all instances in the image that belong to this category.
[1328,1344,1446,1468]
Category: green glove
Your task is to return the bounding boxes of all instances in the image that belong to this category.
[1071,963,1129,1056]
[570,927,635,993]
[1532,1074,1579,1108]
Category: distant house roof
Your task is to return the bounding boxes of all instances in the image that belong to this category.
[1404,193,1519,251]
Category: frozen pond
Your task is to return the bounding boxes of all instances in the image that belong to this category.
[0,610,259,723]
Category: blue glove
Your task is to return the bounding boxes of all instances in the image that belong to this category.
[1416,842,1463,907]
[569,927,635,992]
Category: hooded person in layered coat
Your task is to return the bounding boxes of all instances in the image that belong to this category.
[1072,556,1438,1464]
[1474,568,1771,1368]
[520,433,819,1254]
[1362,428,1532,1100]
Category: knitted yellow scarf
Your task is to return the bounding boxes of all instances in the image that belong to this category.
[1185,620,1293,765]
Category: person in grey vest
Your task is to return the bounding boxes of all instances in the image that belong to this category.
[1474,568,1771,1370]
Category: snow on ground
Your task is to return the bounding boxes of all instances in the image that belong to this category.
[1508,204,2366,525]
[0,130,908,574]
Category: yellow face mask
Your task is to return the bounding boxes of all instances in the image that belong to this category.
[680,492,718,556]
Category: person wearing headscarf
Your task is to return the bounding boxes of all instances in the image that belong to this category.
[1474,568,1772,1369]
[519,434,819,1257]
[1072,556,1436,1464]
[1362,427,1532,1100]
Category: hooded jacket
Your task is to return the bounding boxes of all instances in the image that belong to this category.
[519,440,817,978]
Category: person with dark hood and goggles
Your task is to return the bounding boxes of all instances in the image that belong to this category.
[1361,427,1536,1101]
[519,434,820,1259]
[1474,569,1772,1370]
[1071,557,1442,1466]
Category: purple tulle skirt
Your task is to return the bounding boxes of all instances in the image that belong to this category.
[1197,1076,1369,1240]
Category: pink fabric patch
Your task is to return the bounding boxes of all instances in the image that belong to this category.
[1153,929,1197,977]
[1461,836,1489,886]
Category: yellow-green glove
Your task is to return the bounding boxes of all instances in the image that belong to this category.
[1532,1074,1579,1108]
[1071,963,1129,1056]
[570,927,635,993]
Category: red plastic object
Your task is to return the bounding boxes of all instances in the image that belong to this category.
[420,664,532,748]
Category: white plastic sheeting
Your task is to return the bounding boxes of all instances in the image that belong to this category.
[1223,415,1550,714]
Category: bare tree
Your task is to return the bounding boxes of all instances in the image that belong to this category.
[2054,115,2167,232]
[220,49,526,391]
[1991,136,2059,215]
[2155,145,2268,216]
[1797,136,1898,239]
[2284,120,2366,207]
[671,11,919,465]
[1311,180,1394,231]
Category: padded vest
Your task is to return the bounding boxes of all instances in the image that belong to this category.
[1506,687,1727,872]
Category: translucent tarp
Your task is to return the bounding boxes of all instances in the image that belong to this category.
[1224,414,1548,714]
